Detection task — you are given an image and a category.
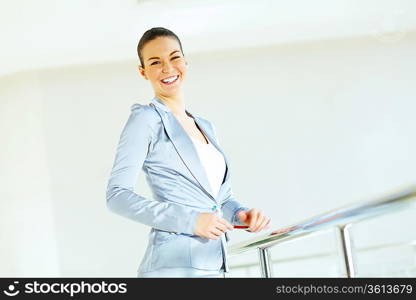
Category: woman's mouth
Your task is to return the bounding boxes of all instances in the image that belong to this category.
[160,75,179,85]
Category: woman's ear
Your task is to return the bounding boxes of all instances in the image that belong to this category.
[138,66,148,80]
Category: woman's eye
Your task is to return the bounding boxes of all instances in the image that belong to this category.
[150,57,180,66]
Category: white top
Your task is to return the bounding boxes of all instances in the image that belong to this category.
[190,135,226,199]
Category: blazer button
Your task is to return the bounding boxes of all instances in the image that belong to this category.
[211,205,221,213]
[211,205,223,217]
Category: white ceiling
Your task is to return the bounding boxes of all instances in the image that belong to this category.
[1,0,415,77]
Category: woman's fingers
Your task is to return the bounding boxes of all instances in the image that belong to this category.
[248,209,260,231]
[217,217,233,231]
[213,223,227,234]
[210,227,224,238]
[206,232,220,240]
[196,210,271,237]
[257,216,269,231]
[196,212,240,239]
[247,209,270,232]
[256,217,270,232]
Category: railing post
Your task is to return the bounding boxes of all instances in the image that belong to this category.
[337,224,356,278]
[258,247,273,278]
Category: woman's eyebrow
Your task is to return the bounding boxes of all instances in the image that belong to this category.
[147,50,180,61]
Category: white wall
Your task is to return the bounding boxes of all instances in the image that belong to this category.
[0,73,60,276]
[3,0,415,77]
[1,31,415,277]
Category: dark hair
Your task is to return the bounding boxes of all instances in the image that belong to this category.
[137,27,184,68]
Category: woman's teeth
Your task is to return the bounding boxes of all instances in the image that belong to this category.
[161,75,179,84]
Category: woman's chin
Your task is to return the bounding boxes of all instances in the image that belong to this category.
[159,82,183,93]
[157,87,182,97]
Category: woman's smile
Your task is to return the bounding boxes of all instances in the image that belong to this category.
[160,75,179,85]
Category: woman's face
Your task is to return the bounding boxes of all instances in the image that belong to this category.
[139,36,188,98]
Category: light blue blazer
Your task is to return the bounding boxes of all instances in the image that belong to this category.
[106,96,250,275]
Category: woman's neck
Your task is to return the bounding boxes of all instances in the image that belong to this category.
[156,93,188,118]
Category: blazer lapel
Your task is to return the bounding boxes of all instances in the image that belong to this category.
[150,96,229,201]
[192,115,232,203]
[192,116,230,186]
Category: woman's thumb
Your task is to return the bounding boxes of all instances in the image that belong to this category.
[237,210,247,222]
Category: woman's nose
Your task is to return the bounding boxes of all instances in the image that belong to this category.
[162,62,174,73]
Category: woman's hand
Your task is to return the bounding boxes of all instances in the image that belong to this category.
[194,213,234,240]
[237,208,271,232]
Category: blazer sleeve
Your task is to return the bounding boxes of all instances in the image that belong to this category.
[106,104,200,235]
[207,121,251,226]
[222,186,251,227]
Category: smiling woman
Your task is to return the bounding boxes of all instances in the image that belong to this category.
[106,27,271,278]
[137,29,188,99]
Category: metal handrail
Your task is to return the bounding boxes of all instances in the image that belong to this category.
[229,240,416,270]
[227,184,416,277]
